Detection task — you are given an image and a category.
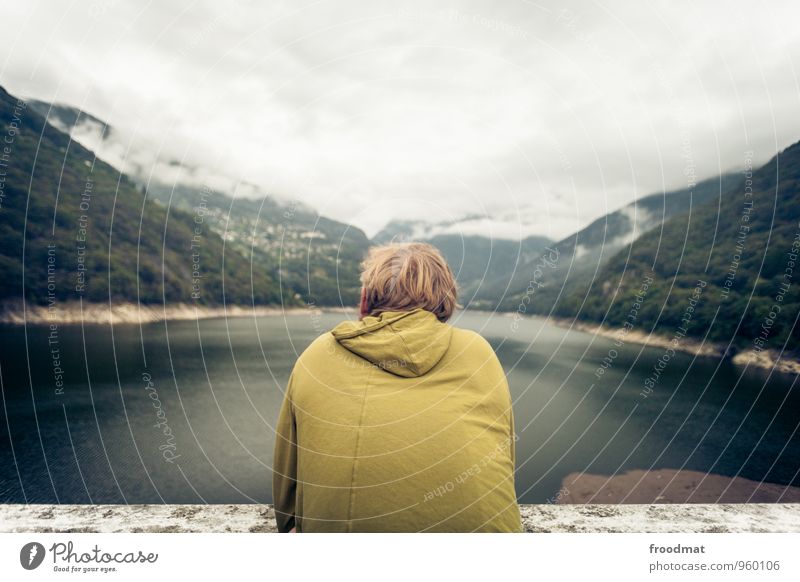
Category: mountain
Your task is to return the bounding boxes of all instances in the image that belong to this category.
[557,142,800,353]
[373,211,552,242]
[372,218,425,243]
[144,182,369,306]
[373,220,553,301]
[27,99,112,141]
[15,95,371,307]
[0,84,287,307]
[25,99,218,194]
[478,172,742,312]
[425,233,553,301]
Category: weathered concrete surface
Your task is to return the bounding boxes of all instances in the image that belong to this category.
[518,504,800,533]
[1,504,799,533]
[0,505,278,533]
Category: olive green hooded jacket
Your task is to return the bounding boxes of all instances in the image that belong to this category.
[272,308,522,532]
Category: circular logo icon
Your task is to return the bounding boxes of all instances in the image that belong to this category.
[20,542,46,570]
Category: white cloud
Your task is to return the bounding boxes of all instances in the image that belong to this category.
[2,0,799,240]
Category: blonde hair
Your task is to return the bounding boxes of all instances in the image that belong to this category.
[360,242,458,322]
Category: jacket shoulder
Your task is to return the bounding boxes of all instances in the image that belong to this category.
[448,327,506,373]
[449,326,497,355]
[295,332,338,368]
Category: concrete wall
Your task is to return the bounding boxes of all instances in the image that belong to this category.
[1,504,799,533]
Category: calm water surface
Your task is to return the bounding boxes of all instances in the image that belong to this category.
[1,311,798,503]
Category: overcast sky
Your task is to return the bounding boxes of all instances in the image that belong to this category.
[2,0,799,240]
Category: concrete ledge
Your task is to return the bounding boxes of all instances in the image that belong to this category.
[1,504,799,533]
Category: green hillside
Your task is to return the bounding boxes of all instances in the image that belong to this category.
[144,183,369,307]
[557,142,800,353]
[484,172,742,313]
[20,95,371,308]
[0,85,287,307]
[425,233,553,300]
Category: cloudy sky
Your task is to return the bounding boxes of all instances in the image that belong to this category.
[2,0,799,240]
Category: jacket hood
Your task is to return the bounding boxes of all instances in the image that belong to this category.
[331,308,453,378]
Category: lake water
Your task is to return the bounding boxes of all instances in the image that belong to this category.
[1,310,798,504]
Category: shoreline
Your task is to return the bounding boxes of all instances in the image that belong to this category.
[541,313,800,376]
[0,301,357,326]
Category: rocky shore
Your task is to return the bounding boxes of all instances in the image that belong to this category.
[558,469,800,504]
[0,301,327,326]
[548,315,800,375]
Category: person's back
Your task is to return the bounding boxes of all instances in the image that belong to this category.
[272,243,522,532]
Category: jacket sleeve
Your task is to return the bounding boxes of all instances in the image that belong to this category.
[490,347,516,469]
[272,374,298,533]
[499,369,516,469]
[508,394,517,469]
